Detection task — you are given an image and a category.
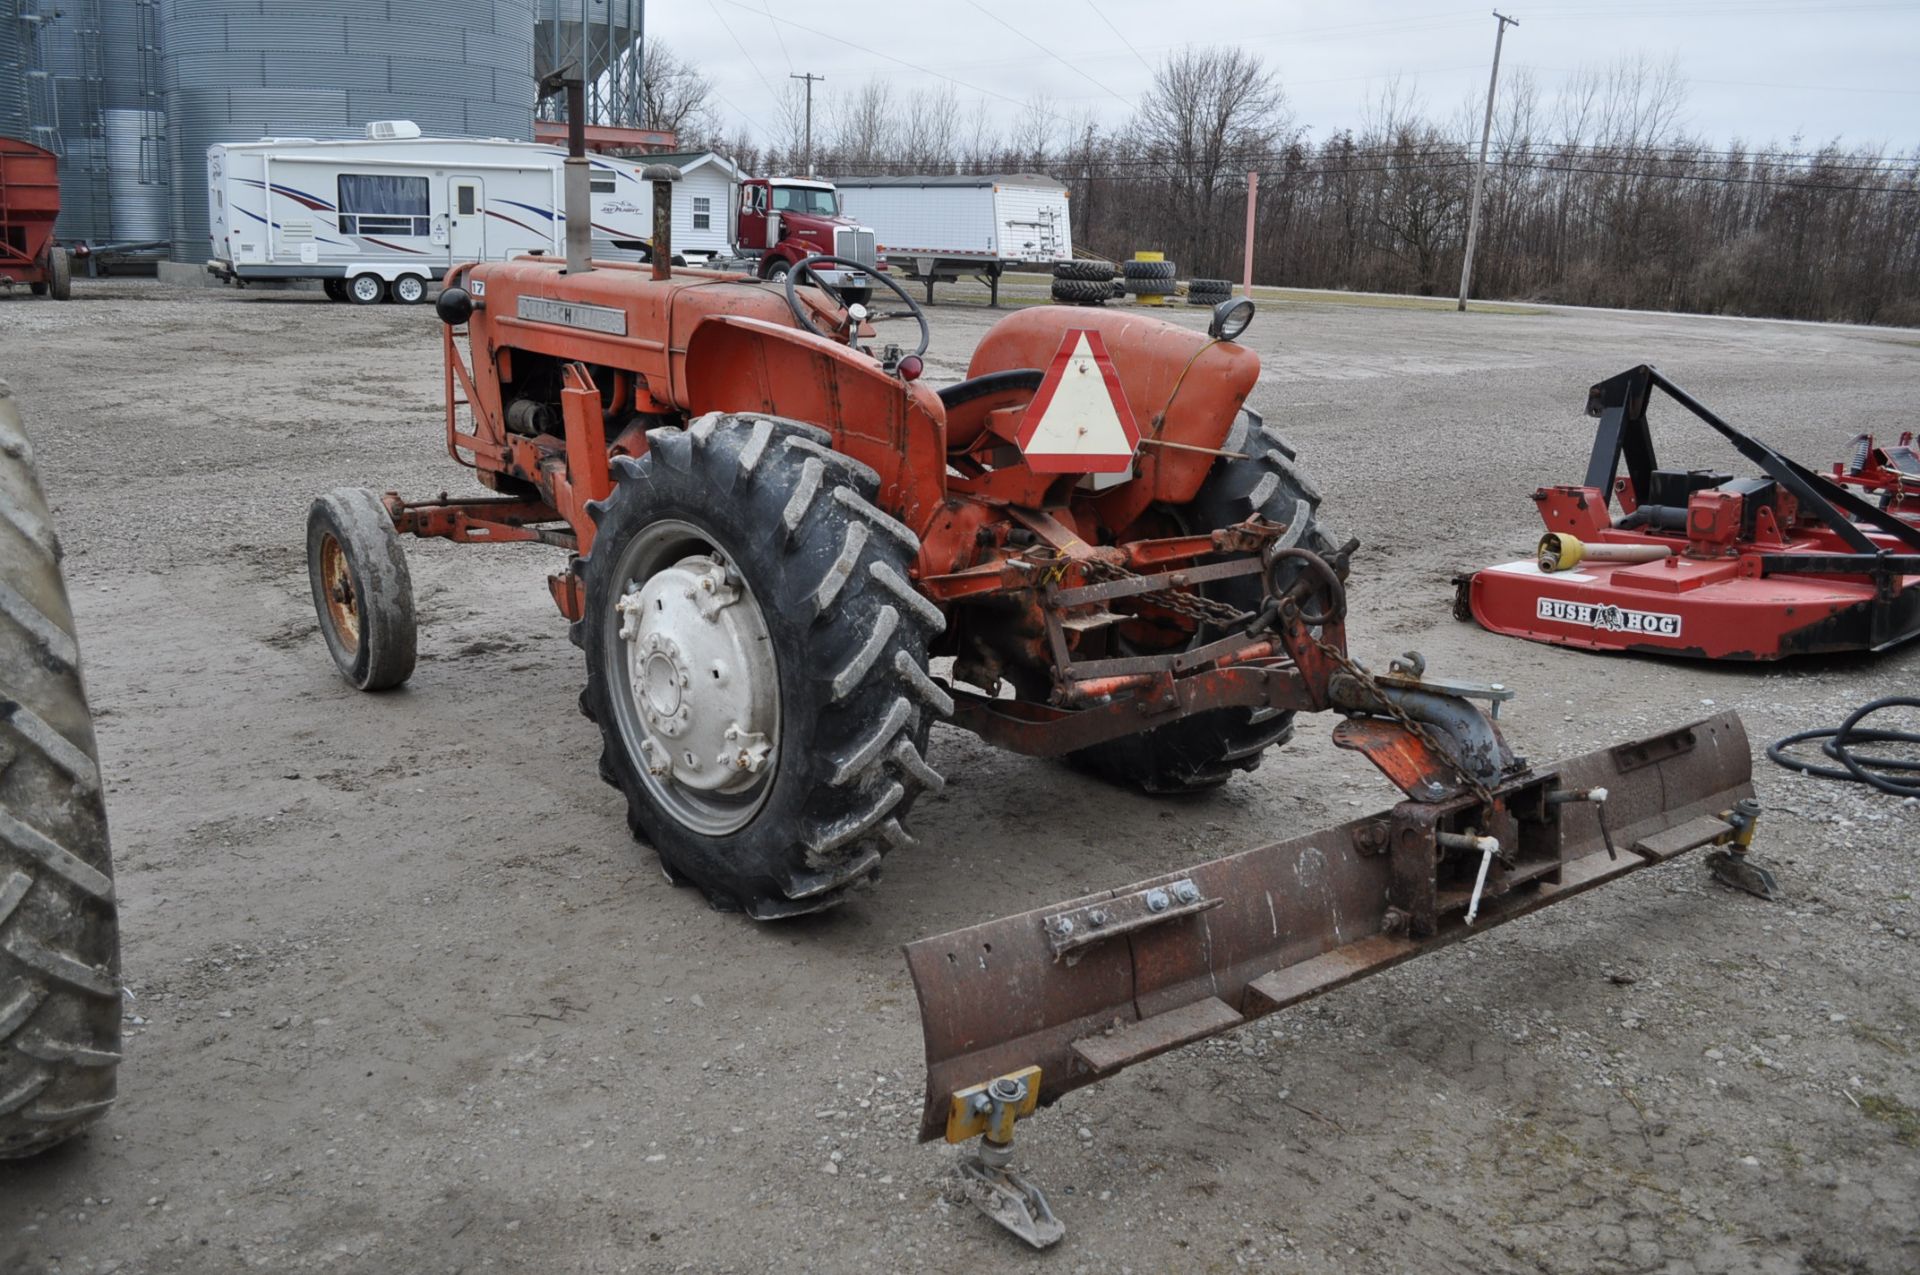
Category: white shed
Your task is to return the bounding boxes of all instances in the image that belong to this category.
[633,151,743,261]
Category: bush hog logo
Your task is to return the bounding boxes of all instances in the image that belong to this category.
[1536,597,1682,637]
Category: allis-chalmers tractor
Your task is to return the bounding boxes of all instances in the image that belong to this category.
[307,130,1766,1245]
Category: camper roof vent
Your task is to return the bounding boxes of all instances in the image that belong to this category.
[366,120,422,140]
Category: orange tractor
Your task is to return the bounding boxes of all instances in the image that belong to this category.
[307,100,1767,1247]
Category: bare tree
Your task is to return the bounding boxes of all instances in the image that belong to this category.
[832,80,895,171]
[640,42,719,142]
[1131,46,1291,275]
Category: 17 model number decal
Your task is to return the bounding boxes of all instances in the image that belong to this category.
[1536,597,1682,637]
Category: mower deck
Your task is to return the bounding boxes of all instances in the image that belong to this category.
[1461,365,1920,661]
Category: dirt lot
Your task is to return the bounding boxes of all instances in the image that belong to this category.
[1,274,1916,1274]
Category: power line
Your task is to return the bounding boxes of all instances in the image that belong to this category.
[1083,0,1156,76]
[963,0,1133,109]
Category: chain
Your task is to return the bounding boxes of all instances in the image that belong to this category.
[1072,556,1258,629]
[1044,547,1501,813]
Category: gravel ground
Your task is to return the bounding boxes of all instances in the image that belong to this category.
[0,275,1916,1275]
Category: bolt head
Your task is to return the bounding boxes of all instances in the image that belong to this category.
[1173,881,1199,904]
[1145,889,1170,913]
[1088,909,1109,927]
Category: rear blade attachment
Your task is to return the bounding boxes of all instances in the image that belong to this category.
[905,710,1756,1150]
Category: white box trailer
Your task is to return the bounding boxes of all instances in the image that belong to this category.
[832,173,1071,305]
[205,126,723,304]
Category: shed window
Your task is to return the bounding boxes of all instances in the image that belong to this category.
[692,195,711,230]
[337,173,430,236]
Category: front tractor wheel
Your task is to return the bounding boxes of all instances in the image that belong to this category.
[306,488,418,691]
[577,414,949,918]
[1067,410,1337,794]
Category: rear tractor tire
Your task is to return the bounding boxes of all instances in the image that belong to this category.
[0,383,121,1158]
[1067,409,1337,794]
[575,413,950,918]
[306,488,417,691]
[1050,277,1112,306]
[1053,259,1115,282]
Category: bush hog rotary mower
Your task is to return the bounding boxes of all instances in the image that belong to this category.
[1457,365,1920,660]
[307,100,1771,1248]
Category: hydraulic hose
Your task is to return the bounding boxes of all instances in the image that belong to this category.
[1767,696,1920,798]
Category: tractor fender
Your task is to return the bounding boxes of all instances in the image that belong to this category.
[967,307,1262,526]
[683,315,949,537]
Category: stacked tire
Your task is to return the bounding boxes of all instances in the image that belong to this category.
[1121,259,1176,299]
[1187,277,1233,306]
[1051,259,1116,306]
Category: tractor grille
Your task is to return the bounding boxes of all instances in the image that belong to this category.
[836,227,877,269]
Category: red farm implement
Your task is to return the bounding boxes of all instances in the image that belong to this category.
[1457,365,1920,660]
[0,138,72,301]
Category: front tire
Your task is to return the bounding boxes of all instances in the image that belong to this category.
[1067,410,1334,793]
[0,384,120,1157]
[306,488,417,691]
[347,273,386,305]
[762,258,791,284]
[576,414,949,918]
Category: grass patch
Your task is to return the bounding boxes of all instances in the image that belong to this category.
[1859,1093,1920,1146]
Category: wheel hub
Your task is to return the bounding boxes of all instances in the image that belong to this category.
[616,554,777,797]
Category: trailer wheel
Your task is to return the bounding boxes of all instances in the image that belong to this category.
[306,489,417,691]
[347,273,386,305]
[0,384,121,1158]
[1067,410,1334,794]
[391,274,427,305]
[45,247,71,301]
[575,413,948,918]
[322,279,347,302]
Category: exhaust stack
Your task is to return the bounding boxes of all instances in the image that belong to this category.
[643,164,683,281]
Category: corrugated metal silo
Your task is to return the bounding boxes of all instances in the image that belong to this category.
[535,0,642,126]
[101,0,167,245]
[159,0,536,262]
[1,1,34,143]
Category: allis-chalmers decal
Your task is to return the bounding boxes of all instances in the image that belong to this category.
[1536,597,1682,637]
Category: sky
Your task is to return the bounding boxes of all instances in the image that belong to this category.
[654,0,1920,153]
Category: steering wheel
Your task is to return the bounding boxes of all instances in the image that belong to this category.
[783,254,931,360]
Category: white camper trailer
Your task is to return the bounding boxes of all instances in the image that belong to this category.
[205,125,704,303]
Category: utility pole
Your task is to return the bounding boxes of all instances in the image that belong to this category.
[1457,10,1518,312]
[791,71,825,177]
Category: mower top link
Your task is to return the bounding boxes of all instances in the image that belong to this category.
[304,157,1775,1250]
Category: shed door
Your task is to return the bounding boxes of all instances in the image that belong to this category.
[448,178,486,261]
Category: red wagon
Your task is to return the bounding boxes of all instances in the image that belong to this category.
[0,137,72,300]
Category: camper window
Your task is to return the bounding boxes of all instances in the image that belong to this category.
[590,175,617,194]
[692,196,711,229]
[337,173,431,237]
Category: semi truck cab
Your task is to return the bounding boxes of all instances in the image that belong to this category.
[735,177,881,299]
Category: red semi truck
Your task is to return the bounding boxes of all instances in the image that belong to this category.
[731,175,880,303]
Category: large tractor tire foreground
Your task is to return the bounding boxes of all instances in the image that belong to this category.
[0,381,120,1158]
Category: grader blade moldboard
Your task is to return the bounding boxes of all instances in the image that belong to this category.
[905,711,1753,1141]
